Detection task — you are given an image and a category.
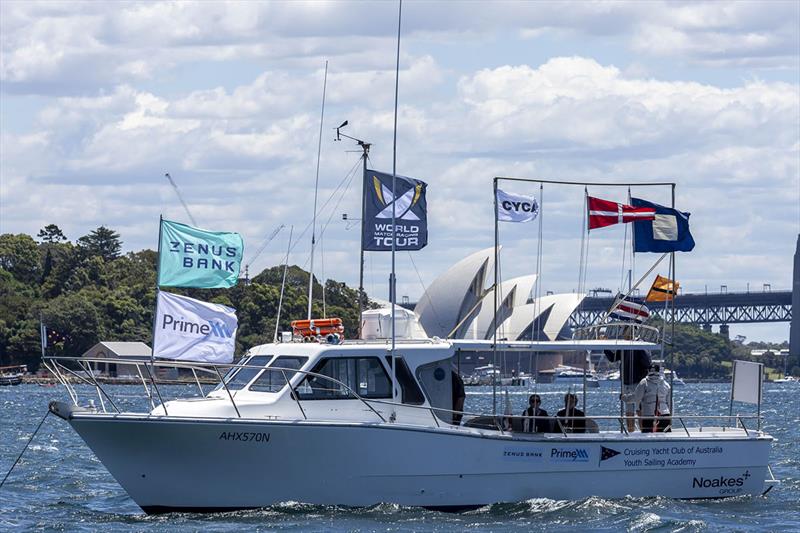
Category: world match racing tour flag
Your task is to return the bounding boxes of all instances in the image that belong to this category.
[362,169,428,251]
[158,219,244,288]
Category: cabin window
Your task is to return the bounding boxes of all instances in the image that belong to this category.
[384,356,425,405]
[296,357,392,400]
[215,356,271,391]
[249,356,308,393]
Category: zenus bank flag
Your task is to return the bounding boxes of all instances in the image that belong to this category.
[158,219,244,288]
[153,291,237,363]
[362,170,428,251]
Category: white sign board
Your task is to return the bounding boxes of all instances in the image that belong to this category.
[153,291,237,363]
[731,360,762,405]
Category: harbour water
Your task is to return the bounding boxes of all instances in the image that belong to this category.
[1,382,797,532]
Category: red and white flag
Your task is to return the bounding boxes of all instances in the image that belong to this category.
[587,196,655,230]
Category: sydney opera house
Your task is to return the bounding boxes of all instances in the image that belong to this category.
[362,248,587,377]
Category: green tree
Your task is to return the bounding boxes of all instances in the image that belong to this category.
[0,233,42,285]
[77,226,122,262]
[37,224,68,243]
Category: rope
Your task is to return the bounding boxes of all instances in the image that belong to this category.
[0,409,50,489]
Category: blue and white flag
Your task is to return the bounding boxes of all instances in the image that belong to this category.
[631,198,695,253]
[153,291,237,363]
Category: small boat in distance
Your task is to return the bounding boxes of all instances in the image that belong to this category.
[0,365,26,386]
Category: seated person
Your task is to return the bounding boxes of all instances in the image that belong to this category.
[556,393,586,433]
[451,369,466,425]
[521,394,550,433]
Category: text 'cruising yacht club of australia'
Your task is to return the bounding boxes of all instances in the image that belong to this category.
[44,17,778,514]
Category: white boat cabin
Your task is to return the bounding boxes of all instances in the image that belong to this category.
[158,340,461,427]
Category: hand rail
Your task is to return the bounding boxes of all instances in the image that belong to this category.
[43,355,765,434]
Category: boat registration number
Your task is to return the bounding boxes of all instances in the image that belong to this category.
[218,431,271,443]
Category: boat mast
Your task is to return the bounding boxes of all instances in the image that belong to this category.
[334,122,371,338]
[307,61,329,320]
[390,0,403,411]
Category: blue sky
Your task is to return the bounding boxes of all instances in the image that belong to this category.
[1,1,798,342]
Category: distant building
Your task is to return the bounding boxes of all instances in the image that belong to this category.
[82,341,151,378]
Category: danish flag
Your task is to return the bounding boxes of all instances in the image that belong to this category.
[587,196,656,230]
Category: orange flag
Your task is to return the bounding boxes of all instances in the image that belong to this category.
[646,275,679,302]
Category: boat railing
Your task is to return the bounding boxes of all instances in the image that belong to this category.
[572,321,661,344]
[43,356,762,438]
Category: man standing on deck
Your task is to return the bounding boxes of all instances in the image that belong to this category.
[604,348,651,432]
[622,364,671,433]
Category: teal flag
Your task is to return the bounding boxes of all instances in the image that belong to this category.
[158,219,244,288]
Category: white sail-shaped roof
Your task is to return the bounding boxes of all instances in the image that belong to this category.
[498,293,586,341]
[414,247,496,338]
[466,274,538,339]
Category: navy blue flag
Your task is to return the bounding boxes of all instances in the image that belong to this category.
[362,169,428,251]
[632,198,695,253]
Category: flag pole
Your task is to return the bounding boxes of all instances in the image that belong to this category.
[274,225,294,343]
[151,215,164,364]
[390,0,402,415]
[307,60,328,320]
[492,177,499,417]
[669,183,676,415]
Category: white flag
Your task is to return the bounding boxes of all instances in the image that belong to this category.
[153,291,237,363]
[496,189,539,222]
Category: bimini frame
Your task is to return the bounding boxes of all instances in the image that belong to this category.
[491,176,678,419]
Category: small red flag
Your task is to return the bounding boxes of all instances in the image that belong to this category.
[588,196,656,230]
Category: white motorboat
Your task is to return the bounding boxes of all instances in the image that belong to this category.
[772,375,798,383]
[46,333,777,514]
[551,365,600,388]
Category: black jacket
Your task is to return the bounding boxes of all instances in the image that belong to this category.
[521,407,550,432]
[604,349,651,385]
[556,407,586,433]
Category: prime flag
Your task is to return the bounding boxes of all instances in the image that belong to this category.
[646,275,680,302]
[496,189,539,222]
[587,196,656,230]
[609,295,650,323]
[158,219,244,288]
[362,169,428,251]
[153,291,237,363]
[631,198,695,253]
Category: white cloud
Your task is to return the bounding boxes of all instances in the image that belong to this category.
[0,2,797,342]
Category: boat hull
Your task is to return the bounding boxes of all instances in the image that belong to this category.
[61,411,773,512]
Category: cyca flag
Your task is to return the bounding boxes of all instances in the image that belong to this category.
[158,219,244,288]
[496,189,538,222]
[362,169,428,251]
[153,291,237,363]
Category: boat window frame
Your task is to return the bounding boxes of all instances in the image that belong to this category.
[384,355,425,405]
[247,355,309,394]
[295,355,393,401]
[212,355,272,392]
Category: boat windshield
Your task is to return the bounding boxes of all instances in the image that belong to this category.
[248,356,308,393]
[213,356,271,392]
